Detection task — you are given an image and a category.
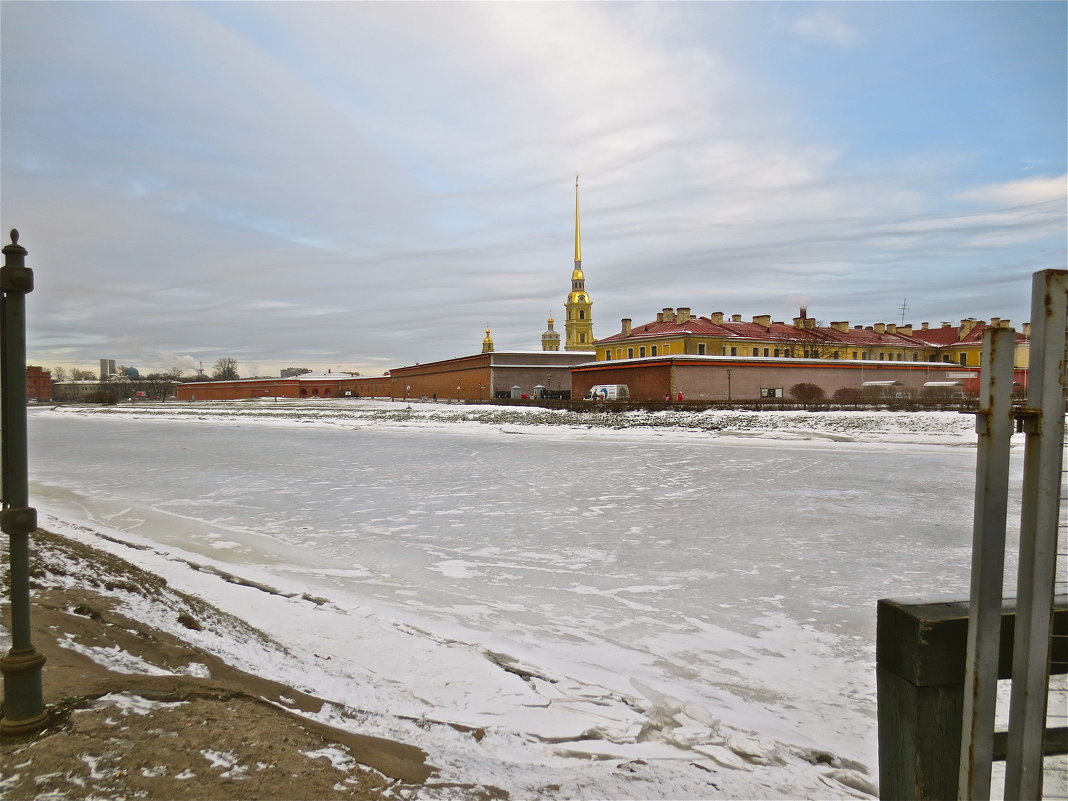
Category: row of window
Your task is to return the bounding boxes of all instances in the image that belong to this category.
[602,343,975,365]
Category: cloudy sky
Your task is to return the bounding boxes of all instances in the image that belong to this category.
[3,1,1065,377]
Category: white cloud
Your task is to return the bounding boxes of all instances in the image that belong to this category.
[955,174,1068,207]
[793,9,861,48]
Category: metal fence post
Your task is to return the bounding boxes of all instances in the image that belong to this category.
[0,228,47,735]
[958,326,1016,800]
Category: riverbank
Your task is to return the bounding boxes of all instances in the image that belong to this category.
[0,529,501,801]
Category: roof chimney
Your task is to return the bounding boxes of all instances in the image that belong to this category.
[1022,322,1031,337]
[921,322,929,330]
[886,323,897,334]
[873,323,885,334]
[753,314,771,327]
[898,324,913,336]
[731,314,742,322]
[622,318,632,336]
[793,316,805,329]
[830,321,849,332]
[804,318,816,330]
[800,306,808,319]
[710,311,724,324]
[662,307,676,323]
[656,312,664,322]
[677,307,691,323]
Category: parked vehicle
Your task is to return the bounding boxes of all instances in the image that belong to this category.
[584,384,630,401]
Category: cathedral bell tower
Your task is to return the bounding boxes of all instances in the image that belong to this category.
[565,176,594,351]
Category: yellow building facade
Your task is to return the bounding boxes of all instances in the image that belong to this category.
[595,309,1030,367]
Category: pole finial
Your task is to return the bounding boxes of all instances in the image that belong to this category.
[10,229,19,245]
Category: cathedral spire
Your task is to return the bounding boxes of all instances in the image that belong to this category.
[565,176,593,351]
[574,174,581,268]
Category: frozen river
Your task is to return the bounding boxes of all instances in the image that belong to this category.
[22,403,1024,798]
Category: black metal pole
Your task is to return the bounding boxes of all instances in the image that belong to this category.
[1,228,47,735]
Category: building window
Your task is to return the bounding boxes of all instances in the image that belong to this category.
[698,343,706,355]
[753,348,759,356]
[651,345,658,356]
[852,351,859,360]
[912,354,918,361]
[763,348,770,357]
[627,348,634,358]
[580,333,586,343]
[774,348,781,357]
[959,353,967,366]
[639,346,646,357]
[730,347,737,356]
[579,310,585,320]
[879,353,884,361]
[604,351,612,360]
[832,351,840,359]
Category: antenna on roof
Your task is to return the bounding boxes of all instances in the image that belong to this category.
[898,298,908,326]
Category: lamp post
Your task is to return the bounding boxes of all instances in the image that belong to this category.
[405,385,410,405]
[1,229,47,735]
[726,368,733,401]
[478,383,485,402]
[456,384,461,402]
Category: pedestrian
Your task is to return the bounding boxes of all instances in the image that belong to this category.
[677,391,683,402]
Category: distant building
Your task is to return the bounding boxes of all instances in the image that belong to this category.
[570,354,1022,403]
[26,366,51,402]
[541,315,561,351]
[594,308,1029,369]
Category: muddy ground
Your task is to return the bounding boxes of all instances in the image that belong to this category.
[1,529,502,800]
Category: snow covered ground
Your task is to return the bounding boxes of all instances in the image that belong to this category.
[18,401,1038,798]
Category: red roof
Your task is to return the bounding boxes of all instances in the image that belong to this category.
[596,314,1028,350]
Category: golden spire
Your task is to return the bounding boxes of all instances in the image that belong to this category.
[574,174,581,267]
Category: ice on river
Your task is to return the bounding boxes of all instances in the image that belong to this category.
[22,401,1027,798]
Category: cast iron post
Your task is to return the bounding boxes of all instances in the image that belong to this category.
[1,229,47,735]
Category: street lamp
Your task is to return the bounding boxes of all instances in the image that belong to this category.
[405,385,410,405]
[726,368,733,401]
[478,383,485,402]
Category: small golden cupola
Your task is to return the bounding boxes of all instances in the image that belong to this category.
[565,175,594,351]
[541,314,561,351]
[481,325,494,353]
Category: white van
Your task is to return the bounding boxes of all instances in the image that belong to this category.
[584,384,630,401]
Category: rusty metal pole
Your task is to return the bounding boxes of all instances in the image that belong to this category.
[0,229,47,735]
[958,326,1016,800]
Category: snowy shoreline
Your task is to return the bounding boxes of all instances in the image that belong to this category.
[39,398,986,449]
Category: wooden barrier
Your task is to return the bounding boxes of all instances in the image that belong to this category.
[876,596,1068,800]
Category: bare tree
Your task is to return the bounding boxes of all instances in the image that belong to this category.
[212,358,239,380]
[51,366,69,382]
[71,368,96,381]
